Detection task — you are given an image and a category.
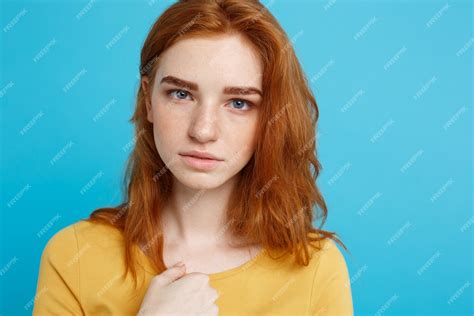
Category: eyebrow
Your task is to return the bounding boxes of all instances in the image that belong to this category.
[160,75,263,97]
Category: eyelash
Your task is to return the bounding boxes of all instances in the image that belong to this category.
[165,89,255,111]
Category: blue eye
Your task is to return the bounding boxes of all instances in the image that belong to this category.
[168,89,192,100]
[166,89,254,111]
[230,99,253,110]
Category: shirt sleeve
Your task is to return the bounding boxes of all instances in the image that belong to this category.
[33,223,85,315]
[309,238,354,316]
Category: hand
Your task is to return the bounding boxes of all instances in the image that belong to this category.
[138,261,219,316]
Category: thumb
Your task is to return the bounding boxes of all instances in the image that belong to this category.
[158,261,186,285]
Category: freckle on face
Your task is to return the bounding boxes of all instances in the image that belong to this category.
[147,34,262,189]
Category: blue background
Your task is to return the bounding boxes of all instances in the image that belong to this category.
[1,0,472,315]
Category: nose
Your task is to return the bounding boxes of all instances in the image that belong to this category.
[187,101,219,143]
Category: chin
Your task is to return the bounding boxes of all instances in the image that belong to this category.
[174,173,227,190]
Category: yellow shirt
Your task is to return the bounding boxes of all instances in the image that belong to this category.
[33,220,353,315]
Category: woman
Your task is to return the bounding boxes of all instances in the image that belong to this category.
[33,0,353,315]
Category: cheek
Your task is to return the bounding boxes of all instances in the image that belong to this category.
[225,117,259,165]
[238,112,259,146]
[150,100,186,159]
[237,127,257,152]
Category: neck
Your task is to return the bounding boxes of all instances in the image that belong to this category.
[161,175,239,249]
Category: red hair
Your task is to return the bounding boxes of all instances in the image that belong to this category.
[87,0,349,288]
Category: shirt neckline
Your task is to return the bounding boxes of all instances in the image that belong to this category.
[207,247,268,280]
[134,243,268,281]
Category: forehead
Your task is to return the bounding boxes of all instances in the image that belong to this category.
[155,34,263,89]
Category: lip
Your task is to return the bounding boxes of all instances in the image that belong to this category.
[179,150,224,161]
[179,154,223,171]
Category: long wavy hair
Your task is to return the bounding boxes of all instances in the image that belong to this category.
[87,0,349,289]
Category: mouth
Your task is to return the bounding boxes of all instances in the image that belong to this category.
[178,150,224,161]
[179,154,223,170]
[182,154,219,160]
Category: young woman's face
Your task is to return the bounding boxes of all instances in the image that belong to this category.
[142,34,263,189]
